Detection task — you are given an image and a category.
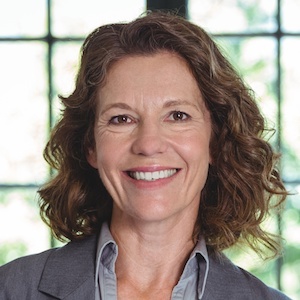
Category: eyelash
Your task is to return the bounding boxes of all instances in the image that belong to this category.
[108,111,190,125]
[168,111,190,121]
[109,115,134,125]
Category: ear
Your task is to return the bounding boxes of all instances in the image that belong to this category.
[86,148,98,169]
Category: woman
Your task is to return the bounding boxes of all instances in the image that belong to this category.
[0,12,290,299]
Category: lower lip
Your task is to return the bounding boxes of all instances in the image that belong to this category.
[123,170,180,188]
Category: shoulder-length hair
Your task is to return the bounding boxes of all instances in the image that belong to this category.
[39,12,287,257]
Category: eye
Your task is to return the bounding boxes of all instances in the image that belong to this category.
[109,115,133,124]
[168,111,190,121]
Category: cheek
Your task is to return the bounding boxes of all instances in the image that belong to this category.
[177,132,211,162]
[97,144,116,168]
[95,134,128,170]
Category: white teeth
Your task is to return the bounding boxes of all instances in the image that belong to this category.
[129,169,177,181]
[145,172,152,181]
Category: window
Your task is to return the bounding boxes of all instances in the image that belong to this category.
[0,0,147,262]
[0,0,299,298]
[188,1,300,297]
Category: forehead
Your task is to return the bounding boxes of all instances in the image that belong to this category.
[98,52,203,103]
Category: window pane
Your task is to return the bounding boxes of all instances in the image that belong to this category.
[0,42,48,184]
[188,0,277,33]
[0,188,50,265]
[0,0,47,37]
[215,37,278,136]
[281,38,300,181]
[52,42,83,122]
[282,0,300,32]
[282,185,300,299]
[52,0,147,37]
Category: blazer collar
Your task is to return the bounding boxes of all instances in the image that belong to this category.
[38,235,97,299]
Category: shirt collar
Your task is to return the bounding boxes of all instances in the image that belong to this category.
[95,222,209,299]
[95,222,118,288]
[194,236,209,299]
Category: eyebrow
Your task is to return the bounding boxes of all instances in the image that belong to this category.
[100,103,132,115]
[100,99,202,115]
[163,99,201,110]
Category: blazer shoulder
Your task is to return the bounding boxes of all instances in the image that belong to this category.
[238,267,292,300]
[205,252,292,300]
[0,248,54,279]
[0,235,97,299]
[0,248,55,298]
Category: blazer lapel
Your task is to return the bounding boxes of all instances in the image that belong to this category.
[38,235,97,299]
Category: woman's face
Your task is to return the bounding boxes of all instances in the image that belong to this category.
[88,52,211,225]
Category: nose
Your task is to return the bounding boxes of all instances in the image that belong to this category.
[131,121,168,156]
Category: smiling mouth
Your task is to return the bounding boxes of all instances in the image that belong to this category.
[128,169,179,181]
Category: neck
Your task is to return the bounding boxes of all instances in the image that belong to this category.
[110,209,198,292]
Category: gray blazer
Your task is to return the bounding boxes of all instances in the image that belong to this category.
[0,235,291,299]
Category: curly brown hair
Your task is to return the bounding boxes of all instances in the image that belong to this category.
[39,12,287,257]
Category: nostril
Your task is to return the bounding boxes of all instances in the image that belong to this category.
[131,134,168,156]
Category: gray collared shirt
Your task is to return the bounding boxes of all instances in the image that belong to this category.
[95,223,209,300]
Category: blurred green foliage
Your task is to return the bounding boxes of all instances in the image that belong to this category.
[0,243,27,266]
